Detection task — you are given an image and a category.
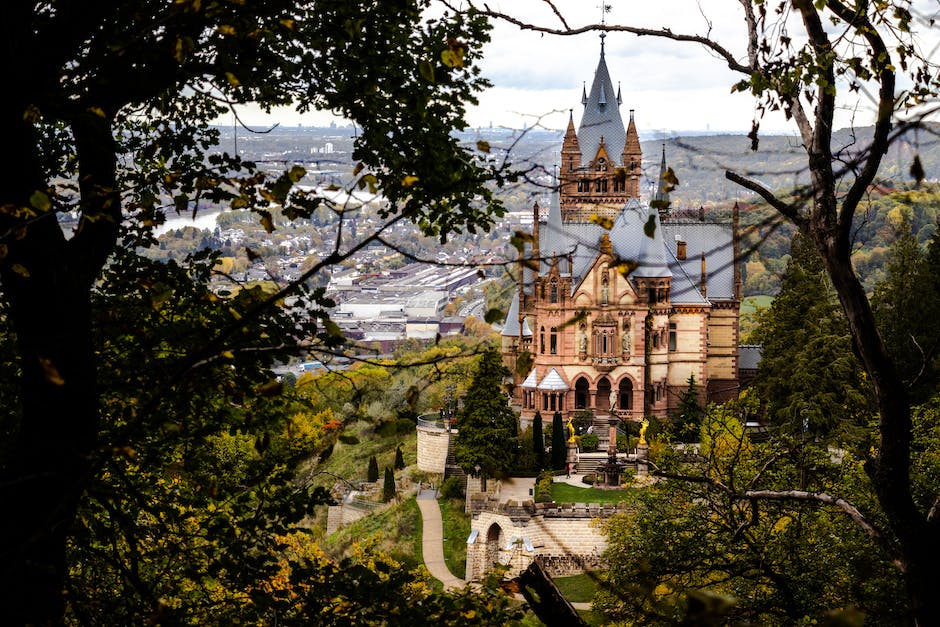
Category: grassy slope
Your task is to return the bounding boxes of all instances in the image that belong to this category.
[320,495,424,569]
[439,497,470,580]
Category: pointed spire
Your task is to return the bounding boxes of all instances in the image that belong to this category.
[562,109,581,155]
[617,82,622,105]
[581,82,587,105]
[578,36,626,169]
[652,143,670,213]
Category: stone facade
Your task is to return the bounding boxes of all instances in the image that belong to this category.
[465,498,633,580]
[502,41,742,426]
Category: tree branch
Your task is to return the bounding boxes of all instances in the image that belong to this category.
[461,2,752,74]
[725,170,804,226]
[743,489,903,570]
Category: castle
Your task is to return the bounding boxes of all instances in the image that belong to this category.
[501,35,743,427]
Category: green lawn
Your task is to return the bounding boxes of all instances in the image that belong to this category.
[550,482,641,505]
[553,572,602,603]
[439,497,470,579]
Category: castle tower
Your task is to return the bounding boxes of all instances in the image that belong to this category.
[560,34,643,223]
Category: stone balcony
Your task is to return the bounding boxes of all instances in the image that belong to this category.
[591,355,621,372]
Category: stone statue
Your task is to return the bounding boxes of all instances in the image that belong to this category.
[601,283,609,305]
[638,418,650,445]
[609,388,617,412]
[579,332,587,353]
[621,332,630,354]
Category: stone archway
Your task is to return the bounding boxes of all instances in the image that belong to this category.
[618,378,634,414]
[485,522,503,570]
[596,377,611,411]
[575,377,589,409]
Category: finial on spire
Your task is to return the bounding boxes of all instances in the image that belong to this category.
[629,109,635,122]
[581,83,587,105]
[617,82,622,105]
[599,32,606,55]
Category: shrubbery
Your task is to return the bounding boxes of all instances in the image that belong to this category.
[534,470,554,503]
[439,476,465,500]
[580,433,599,452]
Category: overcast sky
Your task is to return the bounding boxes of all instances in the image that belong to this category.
[233,0,939,136]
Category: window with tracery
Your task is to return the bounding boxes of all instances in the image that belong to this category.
[549,327,558,354]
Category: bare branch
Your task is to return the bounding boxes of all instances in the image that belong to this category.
[744,489,903,570]
[725,170,804,226]
[460,2,752,74]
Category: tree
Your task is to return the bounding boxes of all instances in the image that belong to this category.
[467,1,940,621]
[383,466,396,503]
[551,412,567,470]
[751,234,872,442]
[672,375,704,443]
[0,2,507,622]
[532,411,545,470]
[453,347,518,478]
[394,445,406,471]
[872,217,940,404]
[368,455,380,483]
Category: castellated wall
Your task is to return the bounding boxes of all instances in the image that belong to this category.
[465,500,634,581]
[416,423,452,473]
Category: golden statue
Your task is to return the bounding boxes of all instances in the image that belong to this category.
[567,418,576,443]
[638,418,649,445]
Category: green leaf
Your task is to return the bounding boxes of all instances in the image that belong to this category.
[418,61,435,83]
[643,215,657,238]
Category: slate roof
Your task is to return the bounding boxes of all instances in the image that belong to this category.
[500,292,533,337]
[578,36,627,166]
[537,368,569,391]
[738,345,763,371]
[521,369,538,389]
[662,221,736,301]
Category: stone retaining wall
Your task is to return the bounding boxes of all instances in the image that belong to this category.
[465,500,634,580]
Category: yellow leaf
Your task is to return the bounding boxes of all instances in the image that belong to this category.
[401,175,419,188]
[39,357,65,386]
[217,24,236,36]
[225,72,240,87]
[280,18,294,30]
[589,214,614,230]
[88,107,106,118]
[22,105,41,123]
[221,350,235,360]
[30,190,51,212]
[476,140,490,153]
[11,263,30,278]
[441,48,464,68]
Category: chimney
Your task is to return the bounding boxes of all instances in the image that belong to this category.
[676,234,686,260]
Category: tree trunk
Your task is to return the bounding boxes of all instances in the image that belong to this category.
[0,104,115,624]
[816,233,940,626]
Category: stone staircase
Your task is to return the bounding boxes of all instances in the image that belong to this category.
[443,431,467,491]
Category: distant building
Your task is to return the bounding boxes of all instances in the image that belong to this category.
[501,36,743,425]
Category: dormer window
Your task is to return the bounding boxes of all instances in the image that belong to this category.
[596,157,607,172]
